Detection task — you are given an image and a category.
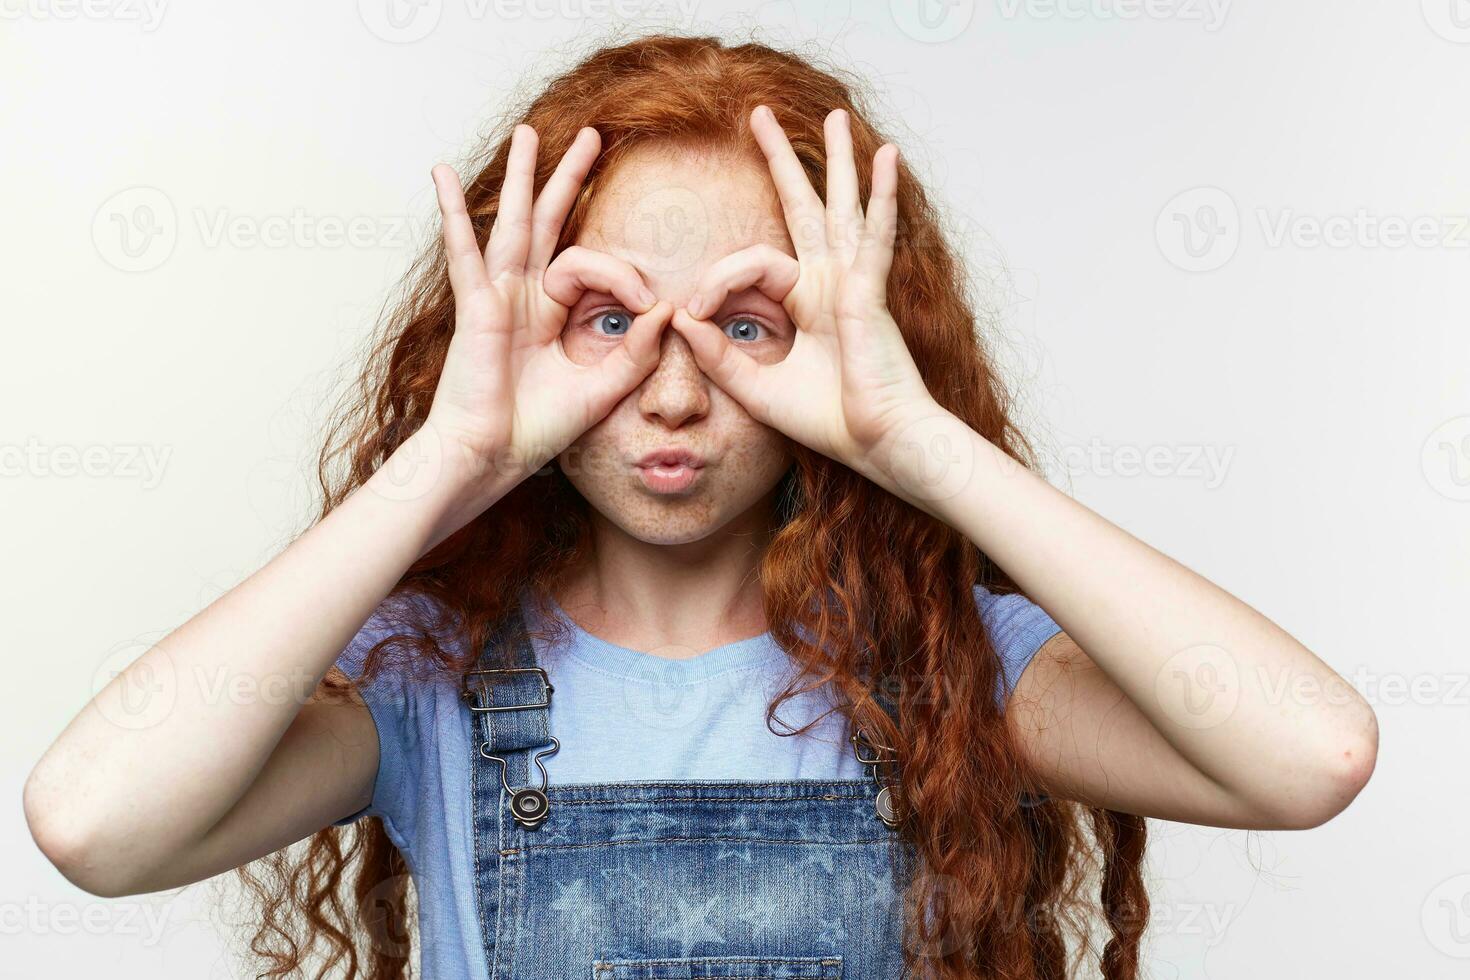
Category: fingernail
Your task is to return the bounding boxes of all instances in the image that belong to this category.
[686,296,704,319]
[639,287,656,308]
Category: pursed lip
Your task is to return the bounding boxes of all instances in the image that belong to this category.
[634,448,707,469]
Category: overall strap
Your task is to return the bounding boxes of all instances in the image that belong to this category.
[849,682,904,829]
[461,606,559,829]
[855,678,1048,818]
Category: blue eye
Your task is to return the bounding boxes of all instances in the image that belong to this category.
[594,311,632,336]
[724,318,763,342]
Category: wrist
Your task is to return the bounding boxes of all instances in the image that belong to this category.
[867,406,1019,520]
[364,424,530,556]
[865,407,968,515]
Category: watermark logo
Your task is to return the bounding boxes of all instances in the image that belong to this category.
[1158,188,1470,271]
[1422,415,1470,501]
[0,437,172,488]
[1059,439,1236,488]
[92,186,422,272]
[617,647,717,732]
[358,0,699,42]
[358,874,416,957]
[879,412,981,504]
[622,184,710,275]
[366,420,446,503]
[0,0,168,30]
[1155,643,1240,730]
[93,186,177,273]
[1257,208,1470,250]
[890,0,976,43]
[91,634,177,732]
[0,896,174,942]
[1422,872,1470,958]
[892,0,1231,40]
[358,0,443,42]
[1421,0,1470,43]
[1156,186,1240,272]
[997,0,1230,30]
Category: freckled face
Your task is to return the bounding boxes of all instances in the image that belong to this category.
[556,146,797,545]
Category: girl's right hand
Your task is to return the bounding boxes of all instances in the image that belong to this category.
[421,124,669,501]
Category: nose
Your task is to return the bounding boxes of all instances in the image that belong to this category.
[637,326,710,429]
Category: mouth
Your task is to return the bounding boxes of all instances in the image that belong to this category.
[634,448,707,494]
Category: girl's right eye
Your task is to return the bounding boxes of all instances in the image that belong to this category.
[593,310,632,336]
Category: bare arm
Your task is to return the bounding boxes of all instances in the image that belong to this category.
[663,106,1378,831]
[1007,630,1314,830]
[904,414,1379,830]
[22,126,669,898]
[21,444,518,896]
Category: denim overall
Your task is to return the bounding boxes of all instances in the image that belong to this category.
[461,608,919,979]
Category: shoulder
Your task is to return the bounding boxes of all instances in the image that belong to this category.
[327,590,466,833]
[334,590,466,688]
[971,582,1065,699]
[972,582,1063,648]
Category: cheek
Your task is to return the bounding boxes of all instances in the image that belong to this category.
[721,418,792,485]
[556,403,627,483]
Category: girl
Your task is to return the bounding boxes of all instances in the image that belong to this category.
[24,33,1378,980]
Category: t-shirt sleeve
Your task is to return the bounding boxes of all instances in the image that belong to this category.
[974,582,1063,807]
[328,605,422,848]
[973,582,1064,707]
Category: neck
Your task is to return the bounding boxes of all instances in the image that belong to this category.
[551,498,777,659]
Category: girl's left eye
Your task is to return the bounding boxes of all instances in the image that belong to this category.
[723,318,765,342]
[593,310,632,336]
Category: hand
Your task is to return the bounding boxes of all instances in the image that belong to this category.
[667,106,946,499]
[424,125,670,493]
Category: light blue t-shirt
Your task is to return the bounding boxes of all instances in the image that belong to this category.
[331,584,1063,979]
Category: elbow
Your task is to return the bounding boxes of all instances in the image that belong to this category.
[23,763,143,899]
[1264,710,1380,831]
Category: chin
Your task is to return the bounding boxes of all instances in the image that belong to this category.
[624,517,729,547]
[569,472,784,547]
[588,491,737,546]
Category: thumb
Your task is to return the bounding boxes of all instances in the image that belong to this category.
[668,308,768,419]
[579,300,673,411]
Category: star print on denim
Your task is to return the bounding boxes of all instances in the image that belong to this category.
[713,843,755,864]
[548,877,588,915]
[330,583,1064,980]
[655,895,728,946]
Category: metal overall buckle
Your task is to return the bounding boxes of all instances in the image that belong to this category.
[463,666,559,830]
[850,726,903,829]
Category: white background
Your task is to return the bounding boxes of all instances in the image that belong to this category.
[4,1,1468,977]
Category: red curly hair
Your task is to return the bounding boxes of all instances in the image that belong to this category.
[229,31,1148,980]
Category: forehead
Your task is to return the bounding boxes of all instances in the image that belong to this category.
[575,145,795,290]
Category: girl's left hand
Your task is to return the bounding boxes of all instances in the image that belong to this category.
[667,105,949,499]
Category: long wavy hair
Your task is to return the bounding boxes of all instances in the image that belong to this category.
[229,31,1148,980]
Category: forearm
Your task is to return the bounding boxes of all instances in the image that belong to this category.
[23,430,517,880]
[880,409,1378,822]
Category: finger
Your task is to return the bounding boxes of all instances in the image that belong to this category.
[684,243,799,321]
[577,300,672,410]
[485,124,538,277]
[543,245,657,315]
[432,163,491,305]
[823,109,863,257]
[527,127,601,273]
[853,143,900,296]
[667,308,768,419]
[749,105,828,260]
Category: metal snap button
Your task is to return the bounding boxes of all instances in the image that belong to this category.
[875,786,901,828]
[511,788,550,829]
